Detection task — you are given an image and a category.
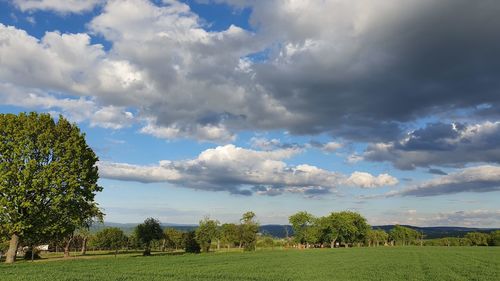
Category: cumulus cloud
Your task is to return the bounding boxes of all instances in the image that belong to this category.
[98,145,398,196]
[364,122,500,169]
[0,83,134,129]
[2,0,500,143]
[13,0,103,13]
[347,172,398,189]
[388,165,500,197]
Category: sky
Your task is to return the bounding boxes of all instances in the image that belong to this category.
[0,0,499,227]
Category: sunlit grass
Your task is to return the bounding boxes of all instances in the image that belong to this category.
[2,247,499,281]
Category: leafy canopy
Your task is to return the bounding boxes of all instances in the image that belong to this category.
[0,112,102,243]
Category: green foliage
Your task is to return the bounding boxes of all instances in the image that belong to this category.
[0,112,103,263]
[424,237,472,246]
[2,247,500,280]
[365,229,389,246]
[256,236,276,248]
[239,212,259,251]
[220,223,239,248]
[164,228,184,250]
[389,225,422,246]
[182,231,201,253]
[289,211,314,245]
[465,232,489,246]
[135,218,164,255]
[195,217,219,252]
[326,211,370,247]
[489,230,500,246]
[95,228,127,252]
[288,211,370,247]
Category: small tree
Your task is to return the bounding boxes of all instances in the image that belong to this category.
[135,218,164,256]
[195,217,220,253]
[220,223,239,250]
[164,228,183,251]
[95,228,127,257]
[183,231,201,253]
[240,212,259,251]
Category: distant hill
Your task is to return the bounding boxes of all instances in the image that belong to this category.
[92,222,498,239]
[372,225,499,239]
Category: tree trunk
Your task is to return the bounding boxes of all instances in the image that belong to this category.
[81,237,87,255]
[217,239,220,251]
[5,233,19,264]
[64,236,73,258]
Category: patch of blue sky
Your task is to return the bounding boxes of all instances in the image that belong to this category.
[0,1,112,50]
[181,0,253,32]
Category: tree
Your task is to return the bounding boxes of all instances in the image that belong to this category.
[239,211,259,251]
[289,211,314,247]
[95,228,127,257]
[195,217,219,252]
[366,229,389,247]
[220,223,239,250]
[489,230,500,246]
[327,211,370,247]
[163,228,183,251]
[182,231,201,253]
[0,112,103,263]
[389,225,421,246]
[465,232,489,246]
[135,218,164,256]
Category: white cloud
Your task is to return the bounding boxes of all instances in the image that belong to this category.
[0,83,135,129]
[347,172,399,189]
[98,144,398,196]
[321,141,343,153]
[13,0,103,13]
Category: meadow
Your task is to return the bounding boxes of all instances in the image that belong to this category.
[1,247,499,281]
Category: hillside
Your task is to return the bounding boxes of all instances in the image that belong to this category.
[92,223,498,239]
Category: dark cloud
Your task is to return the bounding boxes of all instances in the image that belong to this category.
[2,0,500,144]
[364,121,500,169]
[389,165,500,197]
[428,168,448,175]
[249,0,500,140]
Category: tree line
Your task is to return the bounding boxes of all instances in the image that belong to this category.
[287,211,500,248]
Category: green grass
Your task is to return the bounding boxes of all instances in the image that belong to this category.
[2,247,499,280]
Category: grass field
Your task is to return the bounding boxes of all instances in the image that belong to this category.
[2,247,499,281]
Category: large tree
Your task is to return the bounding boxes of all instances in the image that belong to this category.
[135,218,164,256]
[0,112,103,263]
[327,211,370,247]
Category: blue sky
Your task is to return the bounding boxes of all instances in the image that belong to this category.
[1,0,499,226]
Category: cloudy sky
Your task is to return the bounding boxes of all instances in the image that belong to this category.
[1,0,499,227]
